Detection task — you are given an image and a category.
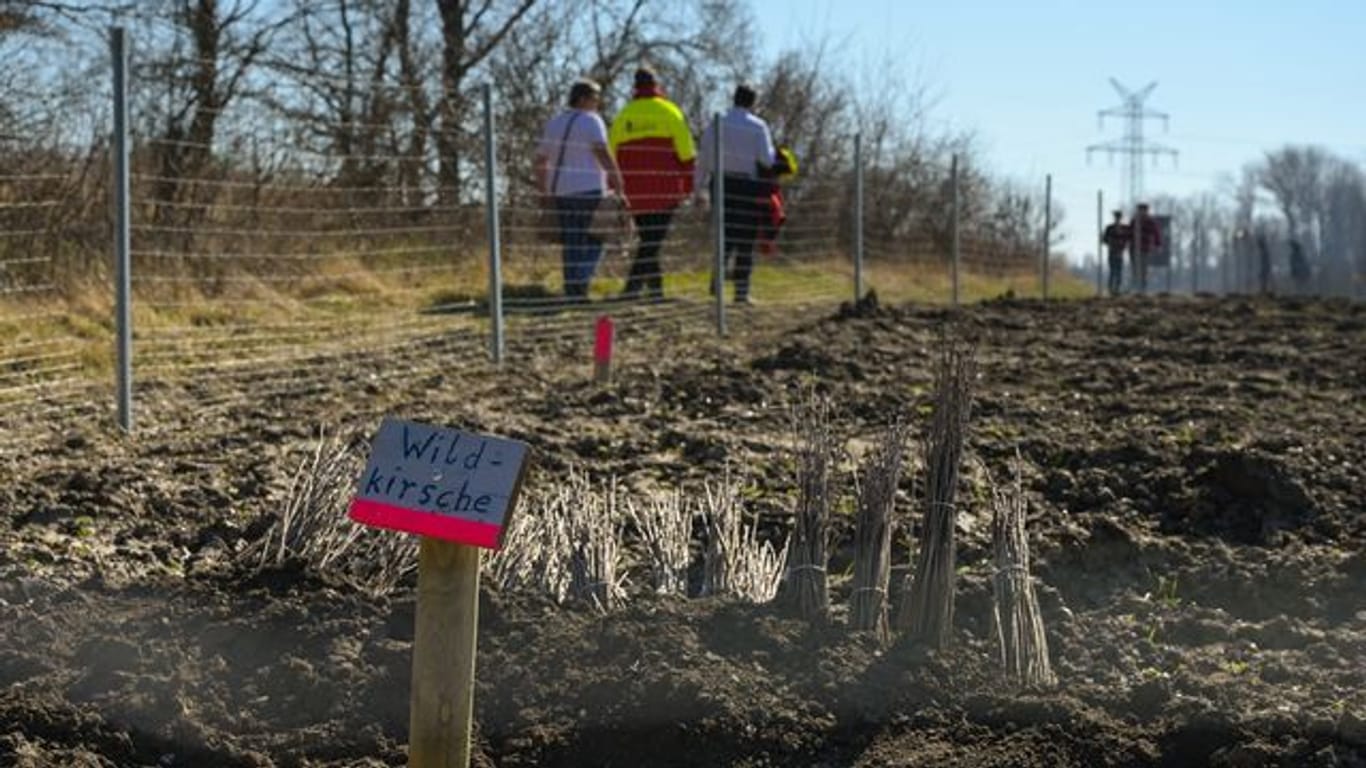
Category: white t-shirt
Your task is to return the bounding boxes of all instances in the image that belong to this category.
[538,109,609,196]
[695,106,776,185]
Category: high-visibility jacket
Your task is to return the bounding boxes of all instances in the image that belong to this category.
[774,146,798,182]
[609,86,695,214]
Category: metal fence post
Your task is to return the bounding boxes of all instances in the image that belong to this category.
[950,154,960,307]
[1041,174,1052,300]
[111,26,132,433]
[482,83,504,364]
[1192,221,1201,295]
[1096,189,1104,296]
[853,133,864,303]
[712,113,725,336]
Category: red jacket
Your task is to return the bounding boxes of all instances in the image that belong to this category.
[1134,215,1162,253]
[608,85,696,214]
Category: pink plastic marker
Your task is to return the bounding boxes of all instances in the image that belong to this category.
[594,315,614,383]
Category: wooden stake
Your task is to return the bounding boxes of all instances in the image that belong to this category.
[409,538,480,768]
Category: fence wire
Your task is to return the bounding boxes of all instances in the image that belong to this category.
[0,166,105,447]
[9,31,1362,451]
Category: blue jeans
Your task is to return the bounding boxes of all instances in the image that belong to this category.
[555,192,603,299]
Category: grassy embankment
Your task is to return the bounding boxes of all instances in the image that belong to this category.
[1,247,1092,387]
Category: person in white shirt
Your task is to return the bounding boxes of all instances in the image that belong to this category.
[535,78,627,302]
[696,84,776,304]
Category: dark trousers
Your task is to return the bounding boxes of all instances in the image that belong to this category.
[555,192,603,299]
[1107,252,1124,296]
[623,210,674,298]
[717,176,767,298]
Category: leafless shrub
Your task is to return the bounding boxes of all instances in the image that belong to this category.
[991,459,1055,687]
[898,338,977,647]
[850,420,913,643]
[244,433,416,595]
[626,488,692,596]
[701,470,788,604]
[781,390,840,622]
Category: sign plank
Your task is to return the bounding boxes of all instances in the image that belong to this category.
[349,417,531,550]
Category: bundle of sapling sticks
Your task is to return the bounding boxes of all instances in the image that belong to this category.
[246,432,416,595]
[991,460,1055,687]
[899,339,976,647]
[567,475,628,613]
[850,420,913,644]
[626,488,692,596]
[701,469,788,603]
[781,390,840,622]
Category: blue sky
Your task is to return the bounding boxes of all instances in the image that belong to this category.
[750,0,1366,262]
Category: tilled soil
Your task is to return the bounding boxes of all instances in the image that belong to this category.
[1,295,1364,767]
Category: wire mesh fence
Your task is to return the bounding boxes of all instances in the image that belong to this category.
[3,27,1363,452]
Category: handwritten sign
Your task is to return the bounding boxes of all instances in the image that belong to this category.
[349,417,531,550]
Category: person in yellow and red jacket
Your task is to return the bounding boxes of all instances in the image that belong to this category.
[609,66,696,301]
[758,145,798,258]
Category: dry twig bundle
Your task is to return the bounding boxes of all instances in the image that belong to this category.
[564,475,628,612]
[850,421,913,643]
[898,340,976,646]
[487,470,627,611]
[485,484,573,602]
[244,433,417,595]
[781,391,840,622]
[701,470,788,603]
[991,463,1055,687]
[626,488,693,595]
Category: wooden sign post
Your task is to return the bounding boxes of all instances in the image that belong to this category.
[349,417,531,768]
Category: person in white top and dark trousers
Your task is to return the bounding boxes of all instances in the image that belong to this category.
[696,84,776,304]
[535,78,628,302]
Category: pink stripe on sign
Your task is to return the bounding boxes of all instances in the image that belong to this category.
[349,498,504,550]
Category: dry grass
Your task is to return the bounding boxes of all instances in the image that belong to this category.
[0,253,1094,388]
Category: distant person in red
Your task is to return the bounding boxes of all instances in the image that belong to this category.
[608,66,696,302]
[1102,209,1131,296]
[1132,202,1162,292]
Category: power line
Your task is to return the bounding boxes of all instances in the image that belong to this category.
[1086,78,1178,208]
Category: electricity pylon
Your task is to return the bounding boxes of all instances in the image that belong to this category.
[1086,78,1178,210]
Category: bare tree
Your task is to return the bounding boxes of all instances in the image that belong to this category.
[1321,160,1366,294]
[137,0,288,228]
[433,0,539,204]
[1258,144,1328,248]
[262,0,417,196]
